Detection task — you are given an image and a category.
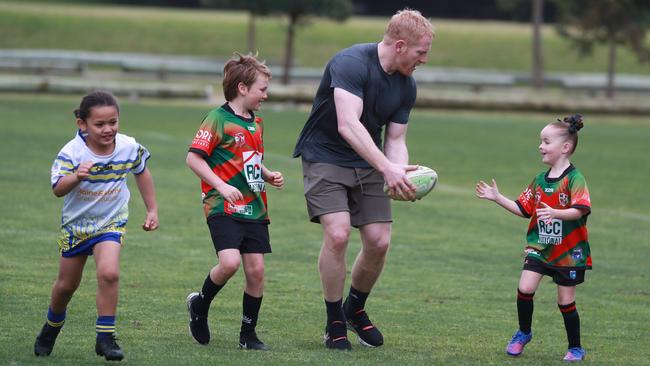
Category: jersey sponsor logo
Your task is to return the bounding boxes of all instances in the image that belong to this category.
[521,187,533,205]
[94,164,113,173]
[226,202,253,216]
[537,218,562,245]
[242,151,265,192]
[193,129,213,148]
[544,187,554,193]
[246,126,255,132]
[559,193,569,207]
[234,132,246,147]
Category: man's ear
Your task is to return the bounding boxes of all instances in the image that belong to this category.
[395,39,407,54]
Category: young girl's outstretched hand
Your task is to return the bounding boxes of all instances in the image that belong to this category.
[476,179,500,201]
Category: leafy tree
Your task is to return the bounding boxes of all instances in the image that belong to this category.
[202,0,351,84]
[553,0,650,98]
[498,0,546,89]
[201,0,270,53]
[269,0,351,84]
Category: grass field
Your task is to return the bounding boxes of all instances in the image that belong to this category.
[1,0,650,74]
[1,95,649,365]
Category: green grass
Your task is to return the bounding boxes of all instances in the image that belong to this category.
[1,0,649,74]
[1,95,649,365]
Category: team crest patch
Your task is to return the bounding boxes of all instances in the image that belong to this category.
[571,248,583,261]
[569,270,577,279]
[534,191,541,205]
[234,133,246,147]
[559,193,569,207]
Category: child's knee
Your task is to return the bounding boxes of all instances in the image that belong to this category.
[219,258,241,278]
[97,269,120,286]
[245,263,265,284]
[54,279,79,297]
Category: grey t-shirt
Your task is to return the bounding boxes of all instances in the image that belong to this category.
[293,43,417,168]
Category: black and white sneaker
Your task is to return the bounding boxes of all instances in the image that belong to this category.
[186,292,210,345]
[34,322,62,356]
[323,321,352,350]
[239,332,267,350]
[95,334,124,361]
[346,309,384,347]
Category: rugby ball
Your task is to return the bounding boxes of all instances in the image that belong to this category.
[384,165,438,200]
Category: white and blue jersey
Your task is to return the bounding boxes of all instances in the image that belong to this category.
[51,130,150,254]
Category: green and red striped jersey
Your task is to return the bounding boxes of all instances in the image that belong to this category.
[189,104,268,223]
[515,164,591,269]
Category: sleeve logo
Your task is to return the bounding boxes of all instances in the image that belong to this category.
[192,129,213,148]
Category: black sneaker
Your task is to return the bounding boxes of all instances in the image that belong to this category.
[346,308,384,347]
[34,322,62,356]
[323,321,352,350]
[239,331,268,350]
[186,292,210,345]
[95,334,124,361]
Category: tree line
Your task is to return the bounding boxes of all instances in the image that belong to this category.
[49,0,650,98]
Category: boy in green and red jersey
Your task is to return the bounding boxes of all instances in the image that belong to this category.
[185,53,284,350]
[476,114,591,362]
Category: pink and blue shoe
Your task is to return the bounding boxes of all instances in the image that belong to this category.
[506,330,532,356]
[563,347,586,361]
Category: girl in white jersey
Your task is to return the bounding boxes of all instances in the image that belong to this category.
[34,91,159,361]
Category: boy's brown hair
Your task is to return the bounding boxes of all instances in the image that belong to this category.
[222,52,271,101]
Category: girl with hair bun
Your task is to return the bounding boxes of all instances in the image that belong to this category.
[476,114,591,362]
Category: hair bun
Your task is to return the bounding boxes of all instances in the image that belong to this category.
[563,114,584,133]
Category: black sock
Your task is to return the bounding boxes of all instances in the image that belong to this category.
[195,274,224,315]
[325,299,345,325]
[559,302,581,348]
[517,289,535,334]
[344,286,369,317]
[241,292,263,336]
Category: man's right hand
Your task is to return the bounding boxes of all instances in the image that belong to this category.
[383,163,418,201]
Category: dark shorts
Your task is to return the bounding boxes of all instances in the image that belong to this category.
[207,215,271,254]
[523,256,586,286]
[301,160,392,228]
[61,232,122,258]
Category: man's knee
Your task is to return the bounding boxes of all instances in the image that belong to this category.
[363,236,390,259]
[324,229,351,253]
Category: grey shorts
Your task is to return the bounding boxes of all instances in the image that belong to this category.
[301,160,392,227]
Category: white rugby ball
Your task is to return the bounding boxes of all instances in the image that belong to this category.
[384,165,438,200]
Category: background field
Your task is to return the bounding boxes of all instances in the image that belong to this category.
[0,95,648,365]
[1,0,650,74]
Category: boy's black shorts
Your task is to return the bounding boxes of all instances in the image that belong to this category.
[523,256,586,286]
[207,215,271,254]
